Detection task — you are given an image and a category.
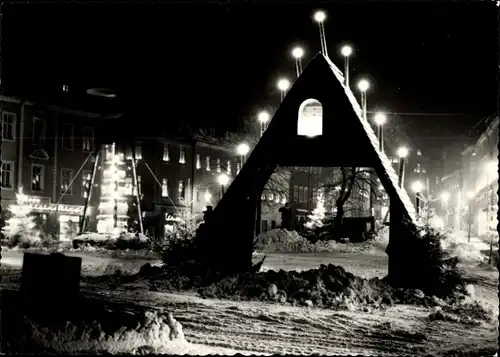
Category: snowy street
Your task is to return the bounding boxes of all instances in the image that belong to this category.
[1,242,498,356]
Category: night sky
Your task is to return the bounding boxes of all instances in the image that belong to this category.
[2,2,498,152]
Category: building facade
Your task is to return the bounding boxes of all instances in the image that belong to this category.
[1,95,102,239]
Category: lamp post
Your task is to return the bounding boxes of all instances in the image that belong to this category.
[374,112,386,152]
[397,146,408,188]
[441,191,450,226]
[277,78,291,101]
[258,111,270,137]
[292,47,304,77]
[314,10,328,57]
[357,79,370,121]
[341,45,353,88]
[217,172,230,198]
[237,142,250,167]
[412,180,424,217]
[466,191,474,243]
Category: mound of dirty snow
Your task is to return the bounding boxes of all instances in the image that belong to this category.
[254,229,375,254]
[19,310,185,354]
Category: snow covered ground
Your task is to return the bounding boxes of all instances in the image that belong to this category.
[1,236,498,356]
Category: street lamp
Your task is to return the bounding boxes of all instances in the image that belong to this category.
[313,10,328,57]
[277,78,291,101]
[412,180,424,216]
[258,111,270,137]
[217,173,230,197]
[292,47,304,77]
[341,45,353,88]
[357,79,370,121]
[440,191,450,204]
[374,112,386,152]
[466,191,474,242]
[237,142,250,167]
[397,146,408,189]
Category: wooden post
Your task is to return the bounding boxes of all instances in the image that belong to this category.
[130,142,144,234]
[79,146,101,234]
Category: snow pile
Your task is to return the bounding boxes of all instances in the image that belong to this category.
[440,233,488,264]
[198,264,395,311]
[20,310,186,354]
[73,232,151,251]
[254,229,375,254]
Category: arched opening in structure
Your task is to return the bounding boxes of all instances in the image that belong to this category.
[297,99,323,137]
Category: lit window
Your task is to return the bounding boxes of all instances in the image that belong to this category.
[261,192,266,200]
[216,158,221,172]
[196,154,201,169]
[227,160,231,175]
[293,186,299,201]
[32,164,45,192]
[1,161,14,189]
[135,144,142,160]
[163,144,170,161]
[179,147,186,164]
[417,150,422,156]
[162,178,169,197]
[236,162,241,174]
[195,186,201,201]
[297,99,323,137]
[62,84,69,92]
[82,127,94,152]
[206,156,211,171]
[82,170,92,198]
[1,112,16,141]
[178,180,185,200]
[61,168,74,195]
[268,192,274,201]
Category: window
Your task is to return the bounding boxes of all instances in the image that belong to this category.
[227,160,231,175]
[62,84,69,92]
[196,154,201,169]
[1,161,14,189]
[178,180,185,200]
[83,127,94,152]
[267,192,274,201]
[293,186,299,202]
[135,143,142,160]
[298,99,323,137]
[216,158,221,172]
[179,147,186,164]
[2,112,16,141]
[61,168,74,195]
[82,170,92,198]
[236,162,241,175]
[162,178,169,197]
[299,186,304,202]
[304,187,309,202]
[261,220,268,233]
[31,164,44,192]
[163,144,170,161]
[205,156,211,171]
[32,117,46,145]
[125,177,134,196]
[61,123,74,150]
[261,192,267,200]
[271,220,277,229]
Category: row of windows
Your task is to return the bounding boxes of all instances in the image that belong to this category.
[293,185,311,203]
[293,166,322,174]
[1,162,95,197]
[1,112,95,151]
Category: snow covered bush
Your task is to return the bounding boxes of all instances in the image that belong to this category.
[3,190,43,248]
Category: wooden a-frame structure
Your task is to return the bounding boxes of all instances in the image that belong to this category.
[198,53,418,285]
